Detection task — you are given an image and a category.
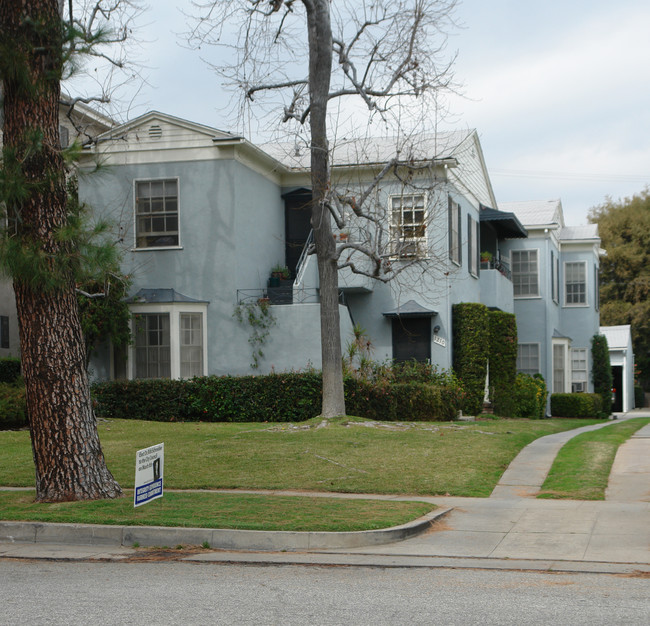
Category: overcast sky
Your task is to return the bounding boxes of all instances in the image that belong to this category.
[76,0,650,226]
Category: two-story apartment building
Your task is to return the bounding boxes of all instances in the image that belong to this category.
[71,111,608,414]
[79,111,529,380]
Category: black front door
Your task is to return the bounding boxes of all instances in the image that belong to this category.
[392,317,432,362]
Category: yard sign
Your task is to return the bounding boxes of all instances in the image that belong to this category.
[134,443,164,507]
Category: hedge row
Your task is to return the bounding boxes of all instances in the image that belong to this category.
[488,310,518,417]
[0,358,21,384]
[452,303,489,415]
[91,372,462,422]
[551,392,604,418]
[0,382,27,429]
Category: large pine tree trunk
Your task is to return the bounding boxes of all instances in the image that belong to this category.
[1,0,121,501]
[305,0,346,417]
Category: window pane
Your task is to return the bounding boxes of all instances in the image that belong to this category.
[135,179,179,248]
[134,314,171,379]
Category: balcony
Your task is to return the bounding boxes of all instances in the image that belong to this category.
[480,257,514,313]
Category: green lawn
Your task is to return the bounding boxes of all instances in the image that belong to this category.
[1,416,602,497]
[538,417,650,500]
[0,490,433,532]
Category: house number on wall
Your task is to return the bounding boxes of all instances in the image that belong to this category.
[433,335,446,347]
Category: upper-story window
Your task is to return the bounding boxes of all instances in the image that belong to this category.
[512,249,539,297]
[468,215,478,277]
[135,179,179,248]
[565,261,587,306]
[448,197,461,265]
[551,250,559,303]
[391,194,426,258]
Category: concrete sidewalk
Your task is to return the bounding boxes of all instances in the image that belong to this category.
[2,411,649,574]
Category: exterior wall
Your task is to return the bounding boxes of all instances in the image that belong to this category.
[501,224,601,408]
[80,156,292,377]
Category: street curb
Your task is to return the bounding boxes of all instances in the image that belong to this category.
[0,507,452,551]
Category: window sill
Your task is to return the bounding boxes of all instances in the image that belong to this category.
[132,246,184,252]
[562,303,589,308]
[514,295,542,300]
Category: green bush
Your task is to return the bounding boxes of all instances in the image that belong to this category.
[0,358,21,384]
[91,379,195,421]
[591,334,613,415]
[188,372,322,422]
[345,378,460,422]
[0,382,27,429]
[488,311,518,417]
[452,303,489,415]
[634,385,645,408]
[512,373,548,419]
[551,393,604,418]
[92,370,463,423]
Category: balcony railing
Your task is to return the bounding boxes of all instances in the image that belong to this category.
[480,257,511,280]
[236,288,346,305]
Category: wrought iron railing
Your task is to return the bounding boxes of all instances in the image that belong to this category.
[480,257,511,280]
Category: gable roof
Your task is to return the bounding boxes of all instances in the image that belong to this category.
[560,224,599,241]
[499,200,564,229]
[93,110,237,144]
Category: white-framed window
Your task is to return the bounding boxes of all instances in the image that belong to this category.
[390,194,427,258]
[594,263,600,311]
[134,178,180,249]
[517,343,540,376]
[564,261,587,306]
[128,303,207,379]
[448,196,461,265]
[180,313,204,378]
[571,348,588,393]
[468,215,479,278]
[552,339,570,394]
[134,313,171,379]
[551,250,559,304]
[512,249,539,297]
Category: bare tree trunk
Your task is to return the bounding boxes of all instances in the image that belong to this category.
[305,0,345,417]
[1,0,121,501]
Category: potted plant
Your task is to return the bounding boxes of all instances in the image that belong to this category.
[269,263,290,287]
[480,251,493,266]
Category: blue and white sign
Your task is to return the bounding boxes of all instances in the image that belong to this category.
[134,443,164,507]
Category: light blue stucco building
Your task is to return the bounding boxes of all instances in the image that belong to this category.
[78,111,606,413]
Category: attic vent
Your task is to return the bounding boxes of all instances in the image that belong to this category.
[148,124,163,139]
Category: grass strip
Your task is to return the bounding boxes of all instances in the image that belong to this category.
[538,417,650,500]
[0,490,433,532]
[0,417,603,497]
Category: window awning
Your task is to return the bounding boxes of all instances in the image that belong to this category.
[382,299,438,318]
[480,205,528,239]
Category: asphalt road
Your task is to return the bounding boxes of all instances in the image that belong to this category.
[1,560,648,625]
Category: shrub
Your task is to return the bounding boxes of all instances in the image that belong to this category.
[452,303,489,415]
[92,369,463,423]
[591,334,612,415]
[488,311,517,417]
[91,379,195,421]
[634,385,645,408]
[0,382,27,429]
[0,357,21,384]
[512,373,548,419]
[188,372,322,422]
[551,393,604,418]
[345,378,460,422]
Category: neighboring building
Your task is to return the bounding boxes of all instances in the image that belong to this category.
[0,99,114,359]
[600,325,635,413]
[499,201,603,408]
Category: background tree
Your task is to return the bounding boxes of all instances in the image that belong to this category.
[188,0,459,417]
[0,0,141,501]
[589,188,650,388]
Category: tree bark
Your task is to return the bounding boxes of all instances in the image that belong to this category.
[304,0,346,417]
[1,0,122,501]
